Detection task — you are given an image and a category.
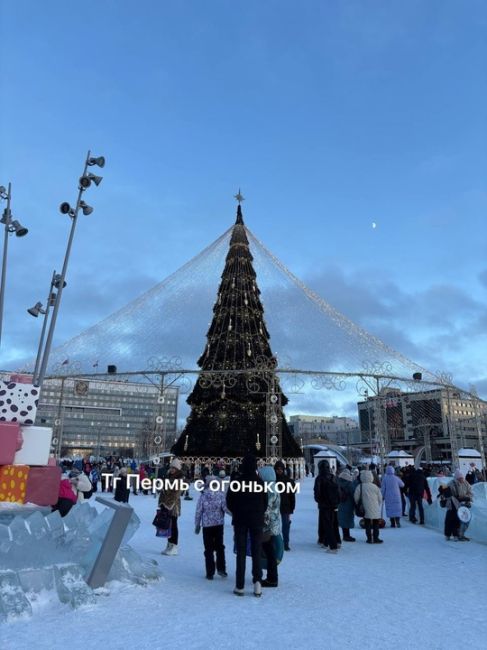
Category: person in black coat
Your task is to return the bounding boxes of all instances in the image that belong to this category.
[226,454,267,596]
[314,460,341,552]
[274,460,296,551]
[408,468,432,524]
[114,467,130,503]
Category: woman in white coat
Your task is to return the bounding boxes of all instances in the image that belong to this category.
[354,470,383,544]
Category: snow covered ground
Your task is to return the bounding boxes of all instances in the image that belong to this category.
[3,478,487,650]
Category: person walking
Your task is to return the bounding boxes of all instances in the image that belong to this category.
[354,470,383,544]
[195,474,227,579]
[159,458,184,556]
[314,460,341,553]
[274,460,295,551]
[258,465,281,587]
[408,467,432,524]
[337,466,357,542]
[381,465,405,528]
[226,454,267,597]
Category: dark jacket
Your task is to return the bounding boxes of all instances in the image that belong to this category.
[408,469,432,501]
[274,463,296,515]
[226,456,267,528]
[314,462,340,510]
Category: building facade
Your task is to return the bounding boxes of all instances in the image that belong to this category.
[288,414,360,446]
[357,387,487,462]
[35,377,179,458]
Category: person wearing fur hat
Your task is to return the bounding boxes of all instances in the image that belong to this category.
[159,458,184,556]
[259,465,281,587]
[446,470,474,541]
[195,475,228,579]
[354,470,383,544]
[274,460,295,551]
[226,454,267,597]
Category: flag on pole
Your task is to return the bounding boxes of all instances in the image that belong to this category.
[61,359,69,366]
[93,361,99,368]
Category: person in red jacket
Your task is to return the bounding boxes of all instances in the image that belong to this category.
[52,477,77,517]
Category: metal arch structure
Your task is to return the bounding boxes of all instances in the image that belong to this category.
[37,358,487,472]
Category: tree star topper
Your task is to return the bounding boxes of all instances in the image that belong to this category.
[234,189,245,204]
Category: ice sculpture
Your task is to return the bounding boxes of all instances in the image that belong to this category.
[0,502,160,621]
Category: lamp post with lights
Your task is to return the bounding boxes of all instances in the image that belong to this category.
[0,183,29,349]
[36,151,105,386]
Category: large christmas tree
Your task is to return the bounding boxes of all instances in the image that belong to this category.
[172,201,302,460]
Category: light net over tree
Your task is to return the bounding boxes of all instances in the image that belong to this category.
[172,205,302,459]
[16,209,439,384]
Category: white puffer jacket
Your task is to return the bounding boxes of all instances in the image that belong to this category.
[354,470,382,519]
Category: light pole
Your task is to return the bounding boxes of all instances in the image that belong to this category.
[36,152,105,387]
[28,271,66,384]
[0,183,29,349]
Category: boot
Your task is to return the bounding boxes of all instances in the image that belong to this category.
[163,542,178,556]
[253,581,262,597]
[390,518,396,528]
[395,518,401,528]
[342,528,355,542]
[373,521,383,544]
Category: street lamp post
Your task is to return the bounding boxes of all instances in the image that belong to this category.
[0,183,29,349]
[28,271,62,384]
[36,151,105,387]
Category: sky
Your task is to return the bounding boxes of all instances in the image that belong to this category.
[0,0,486,399]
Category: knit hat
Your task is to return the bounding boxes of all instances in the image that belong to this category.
[338,468,353,481]
[170,458,182,470]
[454,469,464,480]
[259,465,276,484]
[68,469,80,479]
[219,470,226,478]
[274,460,285,471]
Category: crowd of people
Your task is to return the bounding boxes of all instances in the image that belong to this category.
[50,453,483,596]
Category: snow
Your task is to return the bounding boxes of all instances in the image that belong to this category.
[3,478,487,649]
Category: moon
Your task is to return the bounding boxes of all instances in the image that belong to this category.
[372,222,377,229]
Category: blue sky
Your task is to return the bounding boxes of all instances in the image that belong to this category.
[0,0,486,396]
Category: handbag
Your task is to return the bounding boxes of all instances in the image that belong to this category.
[152,506,172,537]
[355,484,365,517]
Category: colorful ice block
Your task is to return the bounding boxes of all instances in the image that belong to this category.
[0,422,22,465]
[24,466,62,506]
[0,380,39,424]
[14,426,53,466]
[0,465,30,503]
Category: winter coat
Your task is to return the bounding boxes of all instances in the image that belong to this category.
[74,473,93,502]
[274,475,296,514]
[408,469,432,500]
[337,470,356,529]
[59,478,77,503]
[259,466,282,536]
[314,462,340,510]
[195,480,227,528]
[226,469,267,529]
[114,471,130,503]
[354,470,382,520]
[158,468,184,517]
[381,465,404,518]
[449,479,473,507]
